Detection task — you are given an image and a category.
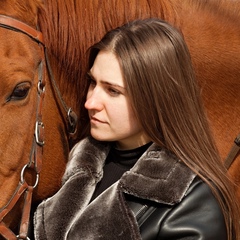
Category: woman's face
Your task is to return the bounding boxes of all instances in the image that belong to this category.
[85,51,150,150]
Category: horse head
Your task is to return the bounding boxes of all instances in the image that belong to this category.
[0,0,78,237]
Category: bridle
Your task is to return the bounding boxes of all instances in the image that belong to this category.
[0,14,77,239]
[224,133,240,170]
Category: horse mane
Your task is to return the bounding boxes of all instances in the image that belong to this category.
[0,0,43,27]
[38,0,240,93]
[189,0,240,17]
[38,1,88,140]
[38,0,178,85]
[186,0,240,26]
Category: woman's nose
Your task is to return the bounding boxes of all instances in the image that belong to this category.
[84,89,103,111]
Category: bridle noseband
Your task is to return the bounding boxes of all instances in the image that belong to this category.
[0,14,77,239]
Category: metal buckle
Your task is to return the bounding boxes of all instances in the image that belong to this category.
[35,121,45,146]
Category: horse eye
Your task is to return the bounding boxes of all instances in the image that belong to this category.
[7,82,31,102]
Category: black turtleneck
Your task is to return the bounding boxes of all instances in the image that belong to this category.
[91,142,152,202]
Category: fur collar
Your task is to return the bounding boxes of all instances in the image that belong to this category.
[34,137,196,240]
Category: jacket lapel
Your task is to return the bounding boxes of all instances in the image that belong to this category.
[120,143,196,204]
[67,183,142,240]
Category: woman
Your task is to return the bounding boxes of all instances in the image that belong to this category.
[34,18,239,239]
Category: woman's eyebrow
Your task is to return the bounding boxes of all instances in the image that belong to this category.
[87,71,126,89]
[102,81,126,90]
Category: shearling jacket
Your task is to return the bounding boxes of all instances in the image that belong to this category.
[34,137,227,240]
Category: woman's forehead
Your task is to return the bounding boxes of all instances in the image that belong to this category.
[90,51,125,88]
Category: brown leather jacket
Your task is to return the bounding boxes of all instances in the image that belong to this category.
[34,137,227,239]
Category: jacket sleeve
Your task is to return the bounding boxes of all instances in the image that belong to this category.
[128,178,227,239]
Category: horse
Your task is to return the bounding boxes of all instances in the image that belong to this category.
[0,0,80,238]
[0,0,240,238]
[39,0,240,195]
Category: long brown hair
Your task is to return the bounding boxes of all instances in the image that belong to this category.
[88,18,239,239]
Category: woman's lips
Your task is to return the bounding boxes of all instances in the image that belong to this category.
[90,116,107,124]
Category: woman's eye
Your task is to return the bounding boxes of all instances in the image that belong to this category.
[7,82,31,102]
[108,87,121,96]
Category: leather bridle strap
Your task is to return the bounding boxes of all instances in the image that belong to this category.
[0,14,44,44]
[44,50,78,135]
[0,182,30,239]
[18,186,34,239]
[224,133,240,169]
[0,222,17,239]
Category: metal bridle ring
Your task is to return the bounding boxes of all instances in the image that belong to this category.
[20,164,39,188]
[37,81,45,94]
